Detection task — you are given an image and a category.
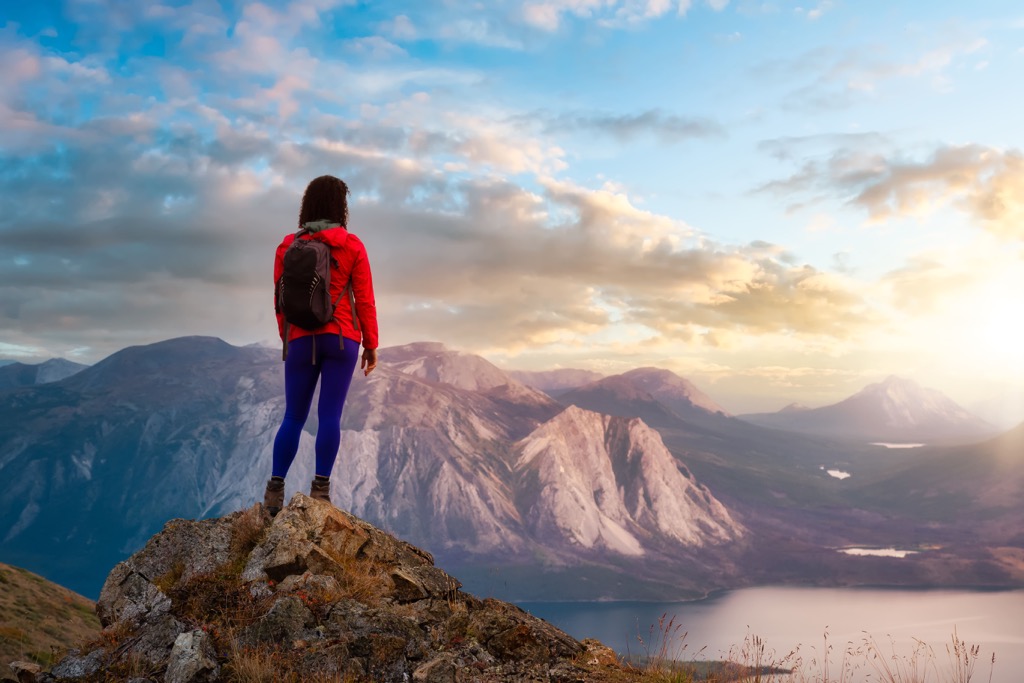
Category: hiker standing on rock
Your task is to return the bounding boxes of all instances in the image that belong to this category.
[264,175,379,516]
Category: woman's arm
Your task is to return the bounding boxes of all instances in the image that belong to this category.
[350,241,379,351]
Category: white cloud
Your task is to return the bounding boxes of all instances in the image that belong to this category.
[522,0,700,30]
[381,14,417,40]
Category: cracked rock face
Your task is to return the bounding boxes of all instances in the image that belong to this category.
[41,495,594,682]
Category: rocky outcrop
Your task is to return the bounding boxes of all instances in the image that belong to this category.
[517,406,745,556]
[35,496,624,682]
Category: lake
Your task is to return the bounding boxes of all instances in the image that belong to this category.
[519,587,1023,682]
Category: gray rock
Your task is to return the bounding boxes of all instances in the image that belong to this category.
[49,649,106,680]
[244,595,314,644]
[134,613,187,665]
[96,564,171,627]
[164,630,219,683]
[413,655,456,683]
[276,571,341,596]
[391,565,461,603]
[98,515,233,626]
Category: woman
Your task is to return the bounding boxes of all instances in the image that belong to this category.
[264,175,378,516]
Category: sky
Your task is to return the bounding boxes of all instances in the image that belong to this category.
[1,0,1023,420]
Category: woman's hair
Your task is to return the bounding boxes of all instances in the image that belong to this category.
[298,175,350,226]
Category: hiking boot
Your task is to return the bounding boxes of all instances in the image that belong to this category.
[263,477,285,517]
[310,476,331,503]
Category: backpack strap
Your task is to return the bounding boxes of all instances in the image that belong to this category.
[347,278,359,333]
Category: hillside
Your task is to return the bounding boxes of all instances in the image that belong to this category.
[0,359,87,391]
[0,562,101,673]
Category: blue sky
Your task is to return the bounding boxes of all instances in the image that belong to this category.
[2,0,1023,418]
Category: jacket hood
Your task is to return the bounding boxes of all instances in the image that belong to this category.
[297,222,349,247]
[301,220,343,233]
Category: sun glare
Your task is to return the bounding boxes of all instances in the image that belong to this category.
[942,274,1024,377]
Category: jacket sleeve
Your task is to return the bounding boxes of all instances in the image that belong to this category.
[350,242,379,350]
[273,241,286,341]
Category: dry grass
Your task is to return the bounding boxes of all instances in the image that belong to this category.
[618,620,999,683]
[0,562,101,672]
[318,545,391,607]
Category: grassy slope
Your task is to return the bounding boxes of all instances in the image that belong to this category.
[0,562,102,671]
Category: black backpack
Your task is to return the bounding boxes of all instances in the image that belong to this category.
[275,228,358,360]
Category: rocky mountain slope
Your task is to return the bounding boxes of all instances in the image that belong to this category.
[2,337,1020,606]
[0,337,744,602]
[0,563,100,675]
[29,496,628,683]
[738,375,996,443]
[0,359,87,391]
[516,406,742,557]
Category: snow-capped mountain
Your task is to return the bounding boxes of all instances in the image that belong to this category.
[0,358,87,391]
[739,376,996,443]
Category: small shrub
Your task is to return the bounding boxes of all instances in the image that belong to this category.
[152,560,185,594]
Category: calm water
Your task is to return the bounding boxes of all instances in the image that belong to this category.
[519,587,1024,682]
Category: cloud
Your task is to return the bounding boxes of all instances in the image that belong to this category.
[758,143,1024,239]
[0,0,884,364]
[544,109,726,143]
[380,14,417,41]
[344,36,407,59]
[756,36,990,111]
[521,0,697,30]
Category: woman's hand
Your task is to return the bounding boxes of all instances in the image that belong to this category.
[361,347,378,376]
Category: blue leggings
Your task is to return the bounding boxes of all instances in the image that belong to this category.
[272,334,359,479]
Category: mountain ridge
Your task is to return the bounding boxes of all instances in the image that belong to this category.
[738,375,996,443]
[0,358,87,391]
[2,336,1021,603]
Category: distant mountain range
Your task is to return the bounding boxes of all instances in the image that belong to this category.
[1,337,1021,602]
[507,368,604,394]
[0,358,87,390]
[738,375,997,443]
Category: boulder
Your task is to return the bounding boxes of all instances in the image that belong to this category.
[164,629,219,683]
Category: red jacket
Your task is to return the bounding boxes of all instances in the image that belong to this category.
[274,226,379,349]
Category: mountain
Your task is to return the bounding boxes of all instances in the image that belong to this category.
[516,406,743,557]
[0,562,100,674]
[0,337,285,596]
[0,337,742,602]
[738,376,997,443]
[0,358,87,391]
[2,337,1020,604]
[559,368,731,427]
[506,368,604,393]
[853,423,1024,538]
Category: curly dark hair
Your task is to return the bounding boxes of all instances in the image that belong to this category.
[298,175,350,226]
